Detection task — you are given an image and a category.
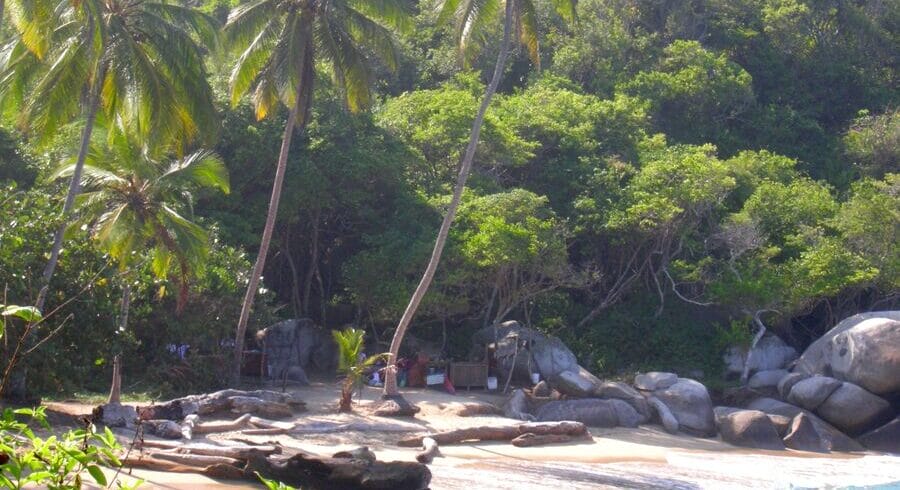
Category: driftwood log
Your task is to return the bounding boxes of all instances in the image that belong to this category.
[137,389,306,420]
[397,421,589,447]
[510,432,590,447]
[246,452,431,490]
[415,437,440,464]
[136,440,281,459]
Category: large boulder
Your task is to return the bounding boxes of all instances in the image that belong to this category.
[777,372,810,399]
[649,396,679,434]
[634,372,678,391]
[814,382,893,436]
[594,381,652,419]
[258,319,336,380]
[552,367,602,398]
[724,334,798,377]
[531,336,580,379]
[746,397,863,451]
[795,312,900,393]
[716,410,785,450]
[786,376,843,411]
[472,322,584,385]
[857,417,900,454]
[783,413,829,453]
[535,398,642,427]
[653,378,716,437]
[748,369,789,389]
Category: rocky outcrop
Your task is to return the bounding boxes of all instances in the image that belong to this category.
[594,381,651,419]
[649,396,679,434]
[652,378,716,437]
[257,319,336,382]
[552,367,602,398]
[857,418,900,454]
[777,372,809,399]
[535,399,643,427]
[746,397,863,452]
[715,410,785,450]
[748,369,789,389]
[814,382,893,436]
[783,413,828,453]
[634,372,677,391]
[794,312,900,396]
[725,334,798,378]
[785,375,843,411]
[531,336,580,379]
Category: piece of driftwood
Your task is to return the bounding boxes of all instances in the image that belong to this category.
[122,455,245,480]
[249,416,296,430]
[181,414,199,439]
[246,452,431,490]
[240,427,289,436]
[141,419,183,439]
[397,421,589,447]
[510,432,590,447]
[415,437,440,464]
[193,413,253,435]
[147,451,242,467]
[137,389,306,420]
[137,440,281,459]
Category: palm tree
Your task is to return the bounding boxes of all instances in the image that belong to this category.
[0,1,219,311]
[226,0,411,384]
[52,133,229,326]
[381,0,576,398]
[333,328,386,412]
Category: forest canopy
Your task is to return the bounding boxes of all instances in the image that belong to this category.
[0,0,896,396]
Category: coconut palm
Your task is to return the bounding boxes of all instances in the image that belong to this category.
[332,327,386,412]
[381,0,576,398]
[226,0,411,384]
[52,133,229,326]
[0,0,219,311]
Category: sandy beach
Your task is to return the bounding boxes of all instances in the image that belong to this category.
[50,382,898,489]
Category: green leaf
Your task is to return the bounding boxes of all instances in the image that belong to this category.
[87,465,107,486]
[1,305,42,322]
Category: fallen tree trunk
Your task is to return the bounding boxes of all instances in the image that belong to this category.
[137,440,281,459]
[510,432,590,447]
[246,452,431,490]
[193,413,253,434]
[122,456,245,480]
[147,451,242,467]
[416,437,440,464]
[137,389,306,420]
[397,421,589,447]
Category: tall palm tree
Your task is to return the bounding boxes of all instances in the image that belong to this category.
[226,0,410,384]
[381,0,576,398]
[52,134,229,325]
[0,0,219,311]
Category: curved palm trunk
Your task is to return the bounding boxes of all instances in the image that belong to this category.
[233,24,314,385]
[382,0,516,397]
[35,75,103,311]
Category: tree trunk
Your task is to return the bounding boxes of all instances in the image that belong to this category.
[107,354,121,404]
[382,0,516,397]
[302,208,321,316]
[34,71,103,311]
[397,421,588,447]
[233,25,313,385]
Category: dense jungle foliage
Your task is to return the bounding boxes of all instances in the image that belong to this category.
[0,0,897,397]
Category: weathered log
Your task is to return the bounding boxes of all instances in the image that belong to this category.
[249,416,295,430]
[397,421,589,447]
[415,438,440,464]
[147,451,242,467]
[332,447,377,463]
[510,432,589,447]
[246,452,431,490]
[141,419,183,439]
[240,427,289,436]
[181,414,199,439]
[193,413,253,434]
[229,396,294,419]
[137,389,306,420]
[137,440,281,458]
[122,456,244,480]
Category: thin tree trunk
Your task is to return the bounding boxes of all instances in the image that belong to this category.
[233,27,313,385]
[283,230,302,317]
[35,73,103,311]
[119,281,131,332]
[302,208,320,316]
[382,0,516,397]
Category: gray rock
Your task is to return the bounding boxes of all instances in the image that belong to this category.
[768,414,793,437]
[717,410,785,450]
[654,378,716,437]
[714,406,742,419]
[504,389,535,421]
[795,311,900,379]
[594,381,651,419]
[783,413,829,453]
[634,372,678,391]
[725,334,798,377]
[285,365,310,385]
[749,369,789,389]
[532,336,580,379]
[777,372,810,399]
[746,397,863,452]
[786,376,843,410]
[857,417,900,454]
[828,318,900,396]
[552,367,601,398]
[649,396,679,434]
[815,382,893,436]
[535,398,639,427]
[259,318,336,380]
